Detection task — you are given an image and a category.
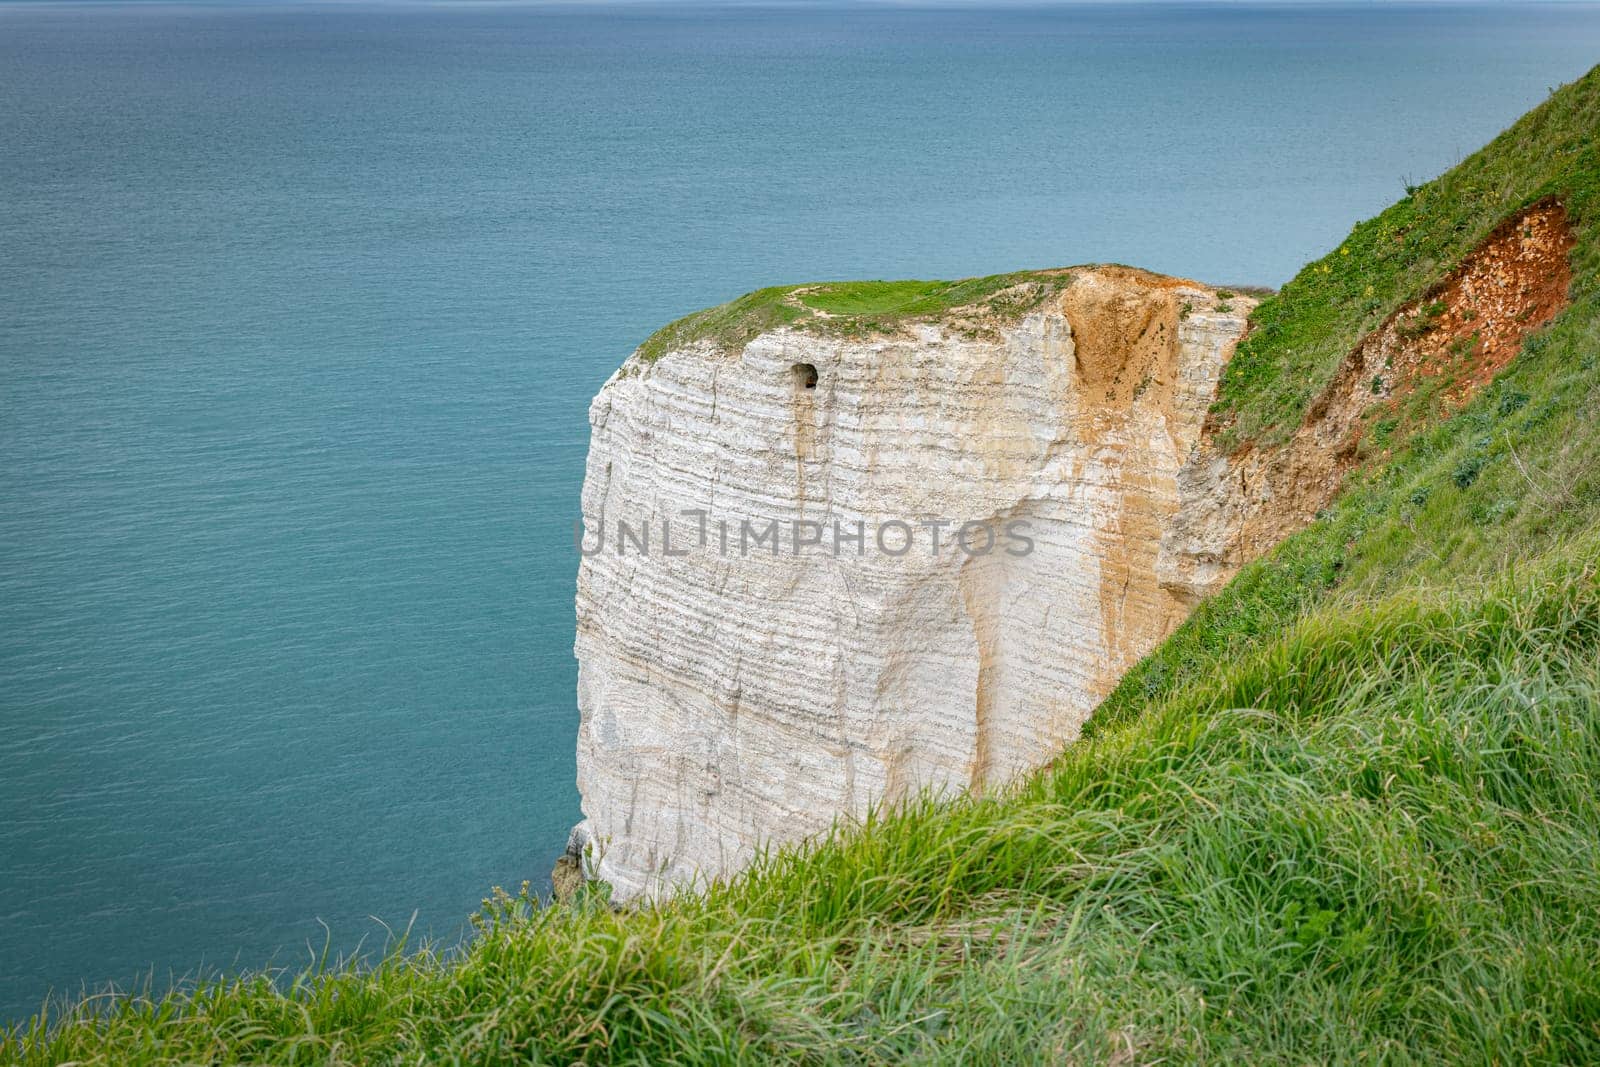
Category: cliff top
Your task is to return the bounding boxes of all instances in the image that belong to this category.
[633,264,1264,364]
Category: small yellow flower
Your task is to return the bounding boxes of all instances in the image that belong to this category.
[1341,246,1351,256]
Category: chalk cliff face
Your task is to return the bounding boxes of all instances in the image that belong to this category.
[573,268,1255,900]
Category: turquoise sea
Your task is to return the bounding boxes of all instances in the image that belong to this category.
[4,0,1600,1024]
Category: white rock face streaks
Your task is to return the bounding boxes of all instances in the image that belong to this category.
[572,268,1254,900]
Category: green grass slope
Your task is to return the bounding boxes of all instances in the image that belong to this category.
[8,67,1600,1067]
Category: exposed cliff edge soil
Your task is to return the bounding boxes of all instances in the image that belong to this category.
[1160,199,1575,604]
[1355,197,1574,419]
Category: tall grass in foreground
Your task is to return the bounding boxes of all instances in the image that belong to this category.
[6,548,1599,1063]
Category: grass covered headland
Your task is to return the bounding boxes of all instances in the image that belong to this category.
[9,67,1600,1067]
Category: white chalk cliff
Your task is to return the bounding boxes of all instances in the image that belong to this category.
[572,267,1256,900]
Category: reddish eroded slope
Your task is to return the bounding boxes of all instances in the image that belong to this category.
[1159,199,1575,603]
[1317,196,1574,450]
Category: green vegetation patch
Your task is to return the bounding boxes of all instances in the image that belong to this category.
[634,270,1075,363]
[635,285,807,364]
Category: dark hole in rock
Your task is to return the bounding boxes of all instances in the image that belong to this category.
[793,362,819,390]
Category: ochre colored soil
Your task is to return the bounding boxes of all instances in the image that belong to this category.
[1187,198,1575,580]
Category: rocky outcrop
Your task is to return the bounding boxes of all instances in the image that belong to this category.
[570,202,1576,901]
[572,267,1254,900]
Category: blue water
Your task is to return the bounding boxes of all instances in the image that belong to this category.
[3,0,1599,1025]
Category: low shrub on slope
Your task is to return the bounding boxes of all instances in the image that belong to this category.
[8,65,1600,1067]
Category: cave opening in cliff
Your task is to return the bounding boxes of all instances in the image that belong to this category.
[793,362,818,390]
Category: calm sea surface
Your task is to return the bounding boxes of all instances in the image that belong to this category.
[3,0,1599,1023]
